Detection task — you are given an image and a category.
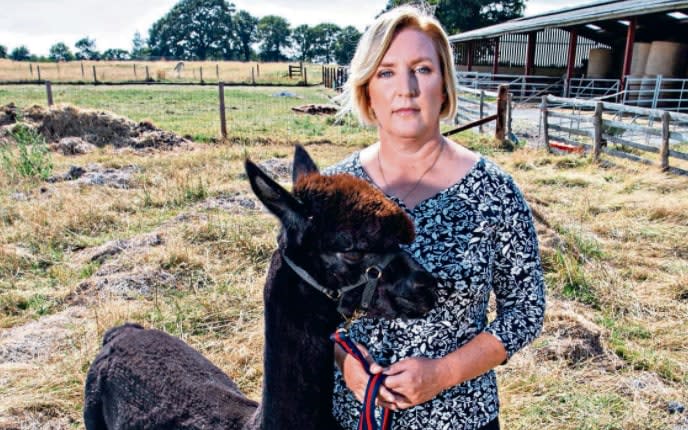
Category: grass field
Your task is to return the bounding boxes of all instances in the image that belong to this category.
[0,59,326,85]
[0,85,687,429]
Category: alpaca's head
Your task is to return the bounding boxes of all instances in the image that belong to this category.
[245,145,437,320]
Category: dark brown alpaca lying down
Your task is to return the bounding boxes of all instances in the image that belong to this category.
[84,145,437,430]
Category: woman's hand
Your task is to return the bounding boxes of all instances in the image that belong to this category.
[381,356,449,409]
[335,343,399,409]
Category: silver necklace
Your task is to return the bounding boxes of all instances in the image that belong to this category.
[377,139,445,203]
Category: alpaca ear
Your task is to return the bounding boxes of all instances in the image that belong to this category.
[292,144,319,184]
[245,159,306,228]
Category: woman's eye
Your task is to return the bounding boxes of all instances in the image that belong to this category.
[338,251,364,263]
[415,65,431,74]
[377,69,393,79]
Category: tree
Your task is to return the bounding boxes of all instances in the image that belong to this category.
[148,0,236,60]
[334,26,362,65]
[233,10,259,61]
[75,37,100,60]
[48,42,74,62]
[291,24,317,62]
[257,15,291,62]
[0,45,7,59]
[131,31,150,59]
[384,0,525,34]
[9,46,31,61]
[311,23,340,64]
[102,49,130,60]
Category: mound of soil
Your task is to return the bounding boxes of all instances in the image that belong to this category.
[0,103,190,150]
[536,302,619,367]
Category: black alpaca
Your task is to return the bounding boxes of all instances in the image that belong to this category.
[83,146,437,429]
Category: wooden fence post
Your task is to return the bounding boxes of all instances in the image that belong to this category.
[219,82,227,140]
[540,95,550,151]
[495,85,507,144]
[303,68,308,86]
[256,63,260,77]
[92,65,97,83]
[134,64,137,78]
[593,101,603,162]
[252,67,255,85]
[200,67,203,83]
[145,66,150,82]
[29,63,33,77]
[46,81,53,107]
[81,61,85,79]
[660,111,670,172]
[507,92,513,139]
[37,65,41,82]
[479,90,485,133]
[216,64,219,80]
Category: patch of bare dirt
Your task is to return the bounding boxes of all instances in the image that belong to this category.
[536,301,620,368]
[47,163,141,189]
[74,266,176,301]
[0,307,87,365]
[200,192,264,213]
[72,233,163,266]
[0,103,191,151]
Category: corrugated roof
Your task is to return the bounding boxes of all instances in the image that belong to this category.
[448,0,688,42]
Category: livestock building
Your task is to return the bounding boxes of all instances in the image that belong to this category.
[449,0,688,111]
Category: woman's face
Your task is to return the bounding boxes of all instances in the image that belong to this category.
[367,27,446,141]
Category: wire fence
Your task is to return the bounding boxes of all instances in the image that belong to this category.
[0,59,331,86]
[0,83,375,146]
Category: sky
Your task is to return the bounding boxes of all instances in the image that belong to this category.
[0,0,585,56]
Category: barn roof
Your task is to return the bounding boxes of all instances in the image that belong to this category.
[448,0,688,42]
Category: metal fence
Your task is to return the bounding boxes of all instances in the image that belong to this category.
[540,94,688,173]
[458,72,688,114]
[457,72,563,103]
[623,76,688,113]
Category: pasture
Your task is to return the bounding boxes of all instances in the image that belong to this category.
[0,59,324,85]
[0,84,687,429]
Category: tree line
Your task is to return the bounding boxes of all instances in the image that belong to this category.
[1,0,524,65]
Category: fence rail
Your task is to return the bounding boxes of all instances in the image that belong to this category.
[455,85,514,140]
[541,94,688,174]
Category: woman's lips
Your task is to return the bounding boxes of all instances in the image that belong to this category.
[393,108,419,115]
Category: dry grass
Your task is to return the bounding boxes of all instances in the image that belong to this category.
[0,92,687,428]
[0,59,324,85]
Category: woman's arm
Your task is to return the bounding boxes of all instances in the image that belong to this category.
[380,332,506,409]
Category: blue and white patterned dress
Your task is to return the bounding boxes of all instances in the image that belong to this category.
[325,152,545,430]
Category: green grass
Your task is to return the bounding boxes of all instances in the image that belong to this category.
[0,85,376,145]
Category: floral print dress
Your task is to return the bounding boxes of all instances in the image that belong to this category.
[325,152,545,430]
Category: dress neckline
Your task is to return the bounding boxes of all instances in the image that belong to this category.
[354,152,484,212]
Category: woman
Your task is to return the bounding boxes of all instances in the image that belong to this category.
[326,6,545,430]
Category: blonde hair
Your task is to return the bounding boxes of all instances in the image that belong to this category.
[339,5,457,126]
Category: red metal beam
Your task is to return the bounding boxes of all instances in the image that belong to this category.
[566,29,578,80]
[621,17,637,87]
[492,37,500,75]
[525,32,537,76]
[467,41,474,71]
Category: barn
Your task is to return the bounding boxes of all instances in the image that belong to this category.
[449,0,688,111]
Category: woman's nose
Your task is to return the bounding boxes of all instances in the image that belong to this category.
[397,70,419,97]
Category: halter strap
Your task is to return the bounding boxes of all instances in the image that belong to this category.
[281,252,397,314]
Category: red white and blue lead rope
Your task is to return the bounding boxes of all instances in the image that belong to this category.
[332,329,393,430]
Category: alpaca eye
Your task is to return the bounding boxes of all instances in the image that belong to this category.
[338,251,364,263]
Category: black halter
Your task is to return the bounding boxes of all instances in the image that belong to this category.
[281,253,398,317]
